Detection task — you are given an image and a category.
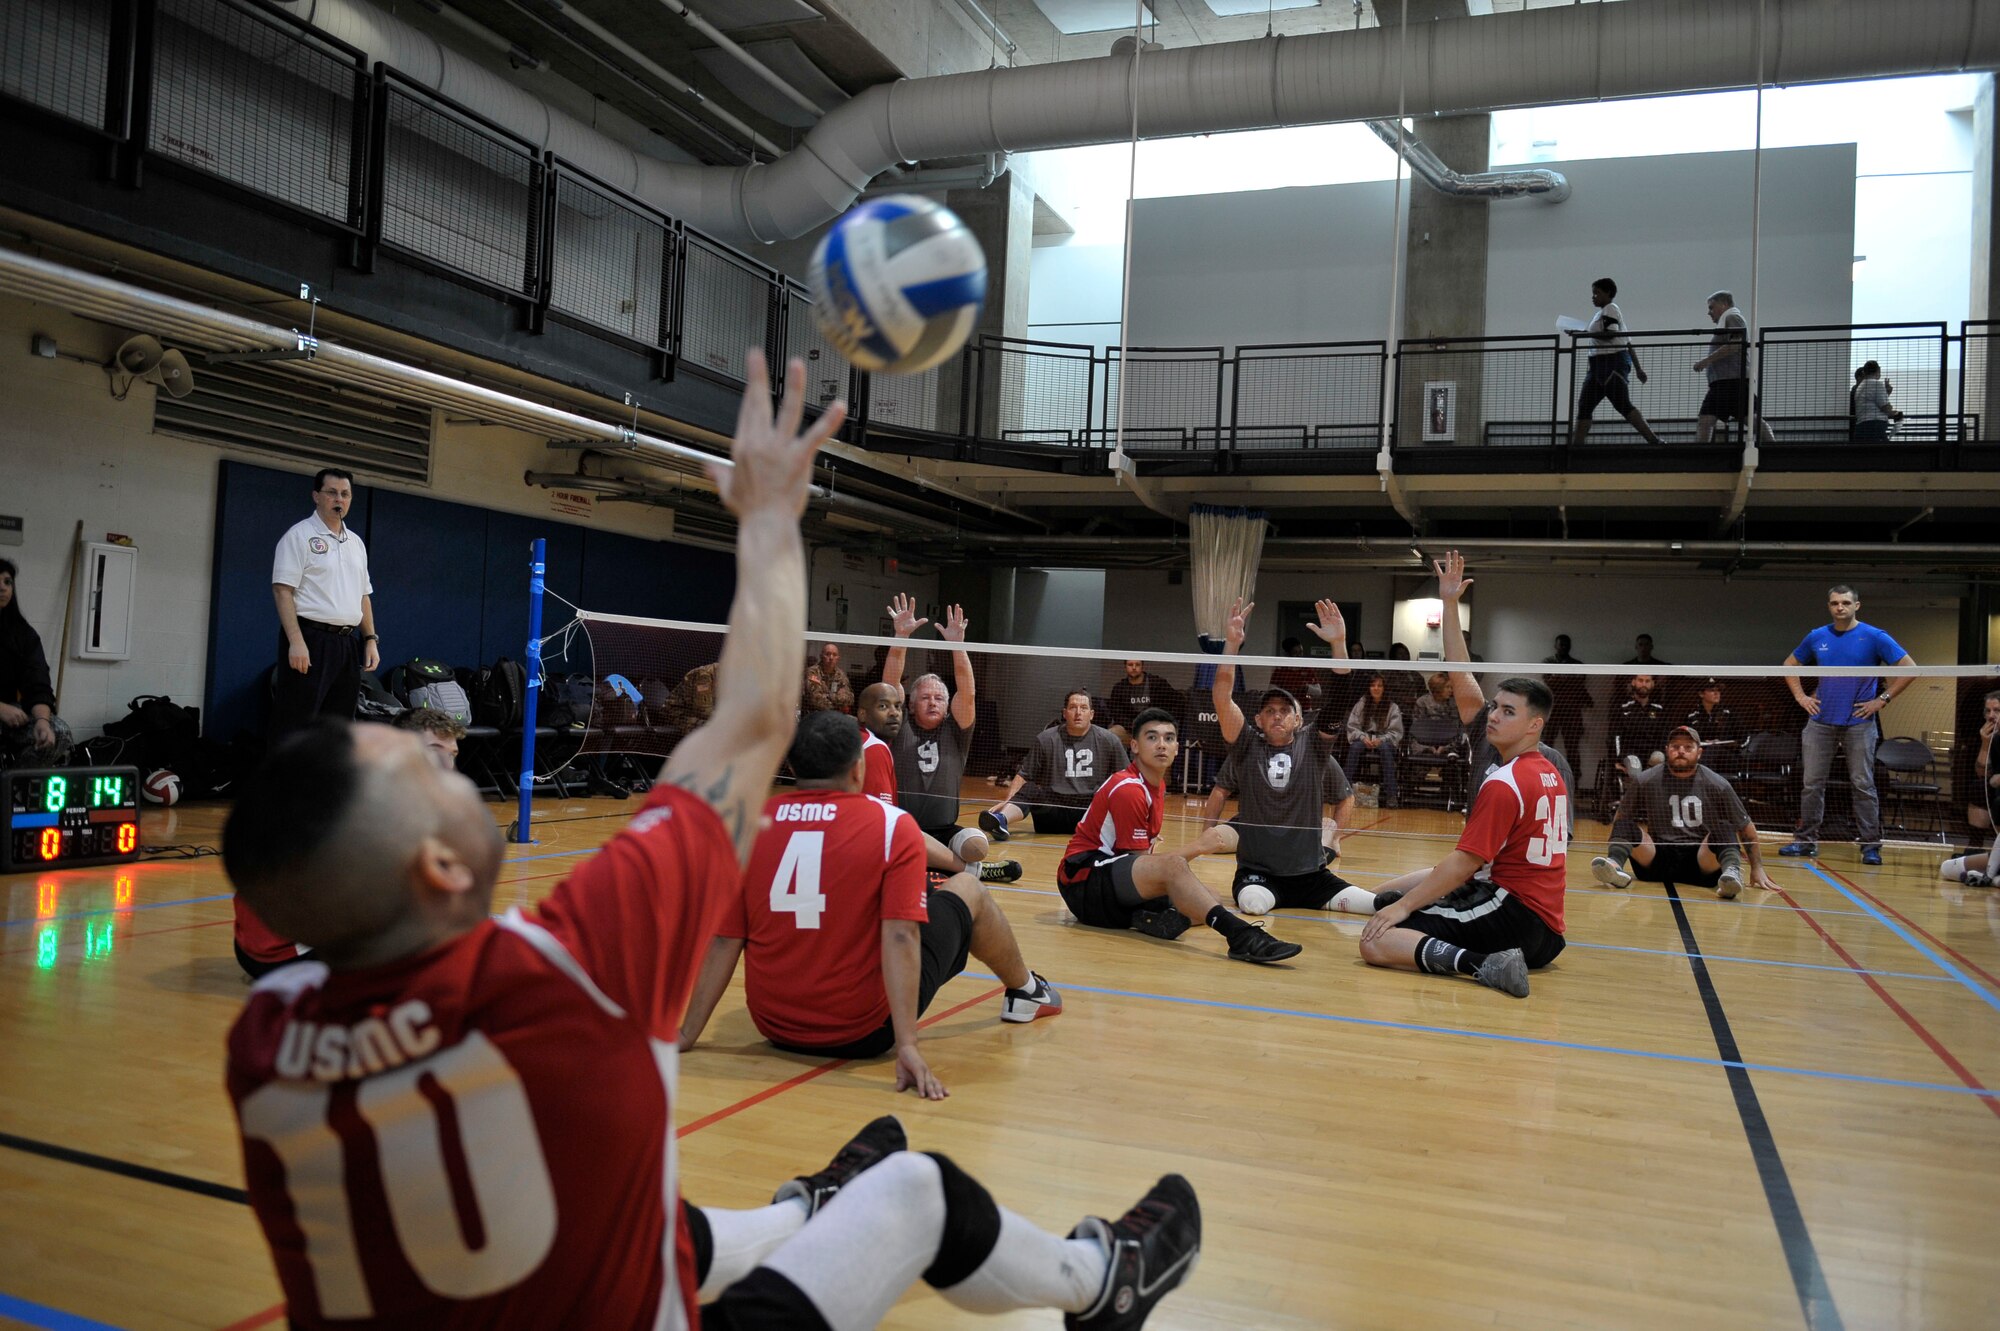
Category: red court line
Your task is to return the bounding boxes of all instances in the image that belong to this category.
[1767,886,2000,1124]
[216,1305,285,1331]
[1817,864,2000,994]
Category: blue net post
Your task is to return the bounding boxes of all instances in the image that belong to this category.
[513,538,546,844]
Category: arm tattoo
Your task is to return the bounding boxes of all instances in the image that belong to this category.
[665,763,744,844]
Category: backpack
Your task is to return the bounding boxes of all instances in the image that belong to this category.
[594,678,639,727]
[385,658,454,704]
[408,677,472,725]
[542,674,596,731]
[101,695,201,778]
[356,673,406,722]
[473,657,526,729]
[637,676,671,727]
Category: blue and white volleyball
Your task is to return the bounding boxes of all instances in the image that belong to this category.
[809,195,987,375]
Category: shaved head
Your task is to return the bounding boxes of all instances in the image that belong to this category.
[856,681,904,740]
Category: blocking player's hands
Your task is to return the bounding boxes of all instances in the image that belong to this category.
[938,604,969,643]
[888,593,928,638]
[1223,597,1254,652]
[706,349,844,521]
[1304,598,1346,650]
[894,1042,948,1100]
[1434,550,1472,603]
[1360,898,1413,945]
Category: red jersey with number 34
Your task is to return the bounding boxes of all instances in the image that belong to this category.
[723,790,927,1047]
[224,784,736,1330]
[1458,749,1569,935]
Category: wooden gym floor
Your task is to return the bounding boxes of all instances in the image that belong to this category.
[2,783,1998,1330]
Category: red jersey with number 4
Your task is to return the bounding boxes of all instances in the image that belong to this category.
[1058,765,1162,885]
[224,784,736,1330]
[1458,749,1569,935]
[860,729,897,801]
[723,790,927,1047]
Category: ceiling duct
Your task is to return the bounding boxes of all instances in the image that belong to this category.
[1366,120,1569,203]
[266,0,2000,244]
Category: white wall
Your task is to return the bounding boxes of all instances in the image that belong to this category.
[807,545,938,637]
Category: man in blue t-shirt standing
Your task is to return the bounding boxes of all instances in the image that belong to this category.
[1779,585,1916,866]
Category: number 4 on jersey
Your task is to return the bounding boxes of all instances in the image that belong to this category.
[1527,794,1570,867]
[769,831,828,929]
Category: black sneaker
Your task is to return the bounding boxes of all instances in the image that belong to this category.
[978,809,1011,843]
[771,1115,907,1217]
[1227,925,1303,965]
[976,858,1023,883]
[1130,908,1191,940]
[1066,1173,1202,1330]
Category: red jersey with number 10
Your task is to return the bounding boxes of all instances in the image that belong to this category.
[724,790,928,1048]
[225,784,736,1330]
[1058,764,1162,884]
[1458,749,1569,935]
[860,729,897,801]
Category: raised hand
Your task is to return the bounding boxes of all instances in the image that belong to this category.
[707,349,846,521]
[1434,550,1473,603]
[1305,597,1346,646]
[939,604,969,643]
[1223,597,1254,651]
[887,593,927,638]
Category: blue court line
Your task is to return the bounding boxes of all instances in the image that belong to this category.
[501,846,597,866]
[0,892,234,929]
[957,970,2000,1101]
[0,1291,128,1331]
[1804,864,2000,1019]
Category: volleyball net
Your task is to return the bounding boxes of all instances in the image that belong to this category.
[547,610,1997,851]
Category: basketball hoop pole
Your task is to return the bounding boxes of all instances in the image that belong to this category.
[513,537,546,844]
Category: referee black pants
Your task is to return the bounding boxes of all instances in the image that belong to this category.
[270,621,362,739]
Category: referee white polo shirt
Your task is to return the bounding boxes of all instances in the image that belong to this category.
[273,512,372,626]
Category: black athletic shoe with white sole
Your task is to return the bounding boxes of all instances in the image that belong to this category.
[1227,925,1303,965]
[1066,1173,1202,1330]
[1130,908,1192,940]
[976,858,1023,883]
[771,1115,907,1216]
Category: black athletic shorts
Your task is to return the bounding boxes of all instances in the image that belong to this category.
[1017,785,1090,836]
[1058,852,1150,929]
[1401,878,1566,969]
[1576,353,1634,417]
[1233,863,1350,910]
[1632,842,1721,888]
[767,888,974,1060]
[1698,377,1754,422]
[703,1267,834,1331]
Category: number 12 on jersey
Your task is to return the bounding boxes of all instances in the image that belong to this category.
[769,831,828,929]
[1527,794,1570,866]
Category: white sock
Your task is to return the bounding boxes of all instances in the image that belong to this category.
[1329,885,1378,915]
[1941,856,1968,882]
[696,1200,808,1300]
[762,1152,944,1330]
[939,1209,1107,1315]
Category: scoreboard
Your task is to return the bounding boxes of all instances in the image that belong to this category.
[3,767,142,872]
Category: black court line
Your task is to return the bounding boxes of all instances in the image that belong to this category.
[0,1130,247,1206]
[1661,883,1844,1331]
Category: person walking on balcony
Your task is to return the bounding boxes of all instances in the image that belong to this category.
[1693,290,1775,444]
[1570,278,1665,447]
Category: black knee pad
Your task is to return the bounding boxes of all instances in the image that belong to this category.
[919,1151,1002,1289]
[682,1199,714,1284]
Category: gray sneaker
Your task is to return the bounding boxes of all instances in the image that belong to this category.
[1716,865,1744,900]
[1591,855,1633,889]
[1474,949,1530,998]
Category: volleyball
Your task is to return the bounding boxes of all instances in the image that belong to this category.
[142,769,182,806]
[808,195,987,375]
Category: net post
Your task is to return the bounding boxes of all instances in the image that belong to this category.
[514,537,546,844]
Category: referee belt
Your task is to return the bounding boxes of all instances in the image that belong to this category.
[297,617,359,635]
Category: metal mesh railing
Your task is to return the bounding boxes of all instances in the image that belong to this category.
[1757,324,1949,443]
[983,337,1094,445]
[1231,343,1383,449]
[379,77,539,297]
[863,364,952,434]
[680,231,776,382]
[1,0,113,131]
[548,166,672,352]
[1396,335,1557,448]
[783,284,850,418]
[1963,321,1994,444]
[1101,347,1224,450]
[151,0,362,226]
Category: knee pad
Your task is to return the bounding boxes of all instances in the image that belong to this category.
[949,827,989,863]
[1941,856,1967,883]
[1235,879,1275,915]
[919,1153,1001,1289]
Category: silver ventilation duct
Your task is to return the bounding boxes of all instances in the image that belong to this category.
[279,0,2000,244]
[1365,121,1569,203]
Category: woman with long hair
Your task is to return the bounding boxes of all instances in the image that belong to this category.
[1344,672,1404,808]
[0,558,72,767]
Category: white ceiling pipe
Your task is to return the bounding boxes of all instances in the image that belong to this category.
[264,0,2000,243]
[649,0,828,123]
[1365,120,1569,202]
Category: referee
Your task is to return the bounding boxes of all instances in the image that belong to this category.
[269,468,378,736]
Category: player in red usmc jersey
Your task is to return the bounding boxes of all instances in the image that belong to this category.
[680,712,1058,1100]
[1360,677,1571,998]
[221,353,1197,1331]
[1057,708,1303,965]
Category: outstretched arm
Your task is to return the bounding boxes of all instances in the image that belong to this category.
[661,350,845,862]
[1214,596,1251,746]
[939,605,976,729]
[881,593,926,691]
[1434,551,1487,725]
